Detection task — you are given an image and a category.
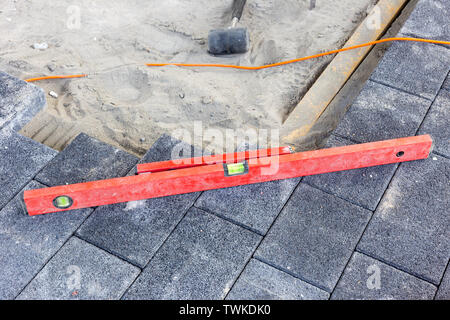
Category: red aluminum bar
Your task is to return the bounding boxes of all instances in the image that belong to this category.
[137,146,293,174]
[23,135,433,216]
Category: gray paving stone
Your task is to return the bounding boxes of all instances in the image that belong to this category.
[76,193,199,268]
[443,74,450,91]
[226,259,329,300]
[35,133,138,186]
[140,133,201,164]
[334,80,431,143]
[0,181,92,300]
[303,135,397,211]
[195,178,300,235]
[418,89,450,157]
[400,0,450,42]
[123,207,261,300]
[0,71,46,132]
[370,41,450,100]
[0,129,57,210]
[76,135,202,268]
[358,154,450,285]
[435,263,450,300]
[17,237,140,300]
[331,252,436,300]
[255,183,371,292]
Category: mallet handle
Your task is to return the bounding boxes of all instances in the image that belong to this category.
[232,0,247,21]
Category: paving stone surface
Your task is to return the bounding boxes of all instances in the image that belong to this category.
[443,74,450,91]
[0,71,46,132]
[331,252,436,300]
[418,89,450,157]
[435,264,450,300]
[35,133,138,187]
[0,181,92,300]
[17,237,140,300]
[139,133,202,164]
[77,135,202,268]
[226,259,329,300]
[370,41,450,101]
[195,178,300,235]
[123,207,261,300]
[0,129,56,210]
[400,0,450,42]
[255,183,372,292]
[358,154,450,285]
[303,135,397,211]
[77,193,200,268]
[334,80,431,143]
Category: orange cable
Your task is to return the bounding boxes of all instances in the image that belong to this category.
[146,37,450,70]
[25,74,87,82]
[24,38,449,82]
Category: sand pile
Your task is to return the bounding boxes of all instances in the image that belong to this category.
[0,0,377,155]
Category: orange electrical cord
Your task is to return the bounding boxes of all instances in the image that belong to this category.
[146,37,450,70]
[25,37,449,82]
[25,74,87,83]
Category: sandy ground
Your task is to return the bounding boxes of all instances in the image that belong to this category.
[0,0,377,155]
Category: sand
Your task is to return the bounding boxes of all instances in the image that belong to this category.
[0,0,377,155]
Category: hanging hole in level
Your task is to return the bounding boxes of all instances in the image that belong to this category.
[396,151,405,158]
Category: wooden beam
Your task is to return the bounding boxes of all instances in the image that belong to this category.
[280,0,408,148]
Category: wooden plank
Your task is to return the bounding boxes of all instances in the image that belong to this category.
[280,0,408,148]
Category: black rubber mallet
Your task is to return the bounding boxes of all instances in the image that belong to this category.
[208,0,250,55]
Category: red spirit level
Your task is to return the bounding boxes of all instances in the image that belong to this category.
[23,135,433,216]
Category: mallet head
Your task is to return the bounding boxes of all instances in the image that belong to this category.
[208,27,250,55]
